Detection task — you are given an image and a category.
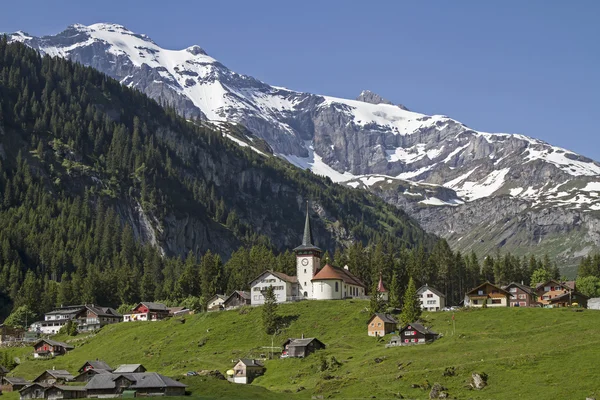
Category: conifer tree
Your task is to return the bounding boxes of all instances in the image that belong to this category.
[262,286,278,335]
[400,277,421,326]
[388,273,401,309]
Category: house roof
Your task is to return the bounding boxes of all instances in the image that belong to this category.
[113,364,145,373]
[52,385,87,392]
[3,376,30,385]
[79,360,112,372]
[0,365,9,374]
[548,291,589,303]
[207,294,227,303]
[238,359,264,367]
[293,203,322,253]
[250,270,298,287]
[19,383,49,393]
[85,373,186,390]
[33,339,74,350]
[400,322,438,336]
[416,284,446,298]
[34,370,74,382]
[535,280,576,291]
[74,369,112,380]
[85,305,122,318]
[466,282,512,297]
[224,291,251,303]
[136,302,168,311]
[283,337,325,348]
[368,313,397,325]
[503,282,536,295]
[311,264,366,288]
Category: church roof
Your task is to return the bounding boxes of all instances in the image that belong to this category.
[377,275,387,292]
[311,264,365,288]
[293,202,322,252]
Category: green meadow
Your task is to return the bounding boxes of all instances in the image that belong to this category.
[5,301,600,399]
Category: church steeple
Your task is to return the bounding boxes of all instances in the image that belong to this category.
[302,201,315,247]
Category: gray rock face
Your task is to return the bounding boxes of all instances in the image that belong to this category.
[356,90,409,110]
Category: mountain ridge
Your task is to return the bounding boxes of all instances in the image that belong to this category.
[8,23,600,268]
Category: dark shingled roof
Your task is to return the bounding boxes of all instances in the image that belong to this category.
[85,373,186,390]
[113,364,145,373]
[136,302,168,311]
[33,370,74,382]
[238,359,264,367]
[250,270,298,286]
[85,305,122,318]
[417,284,446,299]
[503,282,536,295]
[80,360,112,372]
[283,337,326,348]
[400,322,438,336]
[33,339,74,350]
[368,313,397,325]
[293,203,322,252]
[3,376,30,385]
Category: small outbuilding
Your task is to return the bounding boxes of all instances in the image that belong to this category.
[227,359,265,384]
[223,291,251,310]
[44,384,87,400]
[398,322,438,345]
[367,313,397,337]
[282,337,325,358]
[2,376,30,392]
[19,383,48,400]
[113,364,147,374]
[32,339,74,359]
[33,370,74,385]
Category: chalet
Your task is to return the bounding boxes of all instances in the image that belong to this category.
[250,270,299,305]
[19,383,48,400]
[1,377,30,392]
[223,291,251,310]
[74,305,121,332]
[42,385,86,400]
[207,294,227,311]
[367,313,397,337]
[504,282,537,307]
[227,359,265,384]
[33,370,74,385]
[398,322,438,345]
[417,284,446,311]
[85,372,186,397]
[32,339,74,359]
[123,302,169,322]
[30,305,84,335]
[465,282,512,307]
[536,280,588,308]
[73,360,113,383]
[113,364,147,374]
[282,337,325,358]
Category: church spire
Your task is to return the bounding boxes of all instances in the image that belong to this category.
[302,201,314,247]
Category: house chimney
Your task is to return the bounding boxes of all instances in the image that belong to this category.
[344,265,349,270]
[301,333,304,339]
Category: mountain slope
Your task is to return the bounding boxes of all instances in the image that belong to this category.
[10,24,600,268]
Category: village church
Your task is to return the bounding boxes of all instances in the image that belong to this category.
[250,205,366,305]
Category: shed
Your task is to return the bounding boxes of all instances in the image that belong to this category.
[19,383,48,399]
[282,337,325,358]
[223,291,251,310]
[45,384,87,400]
[1,376,30,392]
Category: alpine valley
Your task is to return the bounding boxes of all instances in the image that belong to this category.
[10,23,600,273]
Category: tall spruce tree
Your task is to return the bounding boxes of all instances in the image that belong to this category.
[400,277,421,326]
[262,286,278,335]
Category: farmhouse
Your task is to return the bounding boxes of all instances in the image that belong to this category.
[74,305,121,332]
[417,284,446,311]
[282,337,325,358]
[73,361,113,383]
[32,339,74,359]
[33,370,74,385]
[223,291,251,310]
[465,282,512,307]
[123,302,169,322]
[207,294,227,311]
[367,313,397,337]
[504,282,537,307]
[227,359,265,384]
[2,377,30,392]
[85,372,186,397]
[398,322,438,345]
[250,204,367,302]
[536,280,588,308]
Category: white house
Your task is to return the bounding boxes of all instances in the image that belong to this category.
[207,294,227,311]
[417,284,446,311]
[250,203,368,302]
[249,270,299,305]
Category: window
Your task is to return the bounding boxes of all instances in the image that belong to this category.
[304,269,306,274]
[491,299,502,304]
[509,287,517,293]
[377,323,381,327]
[371,323,374,327]
[427,300,436,305]
[427,293,433,298]
[478,290,484,295]
[518,294,526,299]
[473,300,478,305]
[335,282,339,292]
[544,286,551,292]
[519,302,527,307]
[404,339,409,343]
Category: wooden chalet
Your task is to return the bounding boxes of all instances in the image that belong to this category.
[504,282,538,307]
[223,291,251,310]
[466,282,512,307]
[397,322,438,345]
[33,370,74,385]
[282,337,325,358]
[32,339,74,359]
[123,302,169,322]
[535,280,588,308]
[227,359,265,384]
[1,376,30,392]
[74,305,122,332]
[207,294,227,311]
[84,372,186,397]
[73,360,113,383]
[367,313,397,337]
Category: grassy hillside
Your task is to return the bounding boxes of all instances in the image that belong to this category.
[6,301,600,399]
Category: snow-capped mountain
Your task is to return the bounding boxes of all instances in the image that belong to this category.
[9,23,600,269]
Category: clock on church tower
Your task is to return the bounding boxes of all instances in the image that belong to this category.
[293,203,322,299]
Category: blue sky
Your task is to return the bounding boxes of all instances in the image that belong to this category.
[2,1,599,159]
